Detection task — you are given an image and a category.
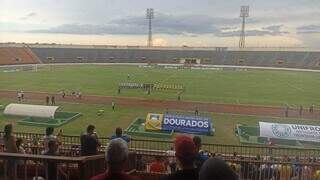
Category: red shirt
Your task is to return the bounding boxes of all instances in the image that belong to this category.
[90,171,140,180]
[149,161,166,173]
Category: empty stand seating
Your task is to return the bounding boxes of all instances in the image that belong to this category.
[0,47,40,65]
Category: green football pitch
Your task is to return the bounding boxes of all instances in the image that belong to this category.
[0,64,319,145]
[0,64,319,106]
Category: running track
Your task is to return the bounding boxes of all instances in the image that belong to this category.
[0,90,319,120]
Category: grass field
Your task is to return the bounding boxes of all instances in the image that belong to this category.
[0,64,319,145]
[0,65,319,106]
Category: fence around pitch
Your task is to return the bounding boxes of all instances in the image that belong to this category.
[1,131,320,159]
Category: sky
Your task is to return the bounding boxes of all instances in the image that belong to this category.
[0,0,320,48]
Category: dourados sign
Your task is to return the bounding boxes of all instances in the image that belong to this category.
[145,113,213,135]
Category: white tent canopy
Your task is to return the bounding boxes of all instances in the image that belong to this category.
[4,104,59,118]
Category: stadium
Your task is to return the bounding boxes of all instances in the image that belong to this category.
[1,1,320,180]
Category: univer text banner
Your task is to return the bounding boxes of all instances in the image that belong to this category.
[259,122,320,143]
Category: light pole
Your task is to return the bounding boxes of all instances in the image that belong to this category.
[146,8,154,47]
[239,6,249,49]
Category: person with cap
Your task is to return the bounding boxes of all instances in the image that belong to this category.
[164,135,198,180]
[90,138,140,180]
[199,157,238,180]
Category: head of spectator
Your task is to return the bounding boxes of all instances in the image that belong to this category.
[115,127,123,137]
[193,136,202,152]
[106,138,128,172]
[199,158,238,180]
[16,138,23,148]
[4,124,13,140]
[175,135,197,170]
[87,125,96,135]
[46,127,54,136]
[47,140,58,154]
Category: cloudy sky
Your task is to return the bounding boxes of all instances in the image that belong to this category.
[0,0,320,48]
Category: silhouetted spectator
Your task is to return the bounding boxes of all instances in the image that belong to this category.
[81,125,101,156]
[299,105,303,116]
[90,138,140,180]
[3,124,18,180]
[110,127,131,143]
[193,136,209,170]
[199,158,238,180]
[44,140,59,180]
[164,136,198,180]
[43,127,59,153]
[149,156,166,173]
[16,138,25,154]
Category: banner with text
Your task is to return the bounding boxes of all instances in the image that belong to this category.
[162,114,212,135]
[259,122,320,143]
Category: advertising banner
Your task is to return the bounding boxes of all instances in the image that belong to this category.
[162,114,212,135]
[259,122,320,143]
[145,113,213,135]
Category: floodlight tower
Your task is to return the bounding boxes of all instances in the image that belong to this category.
[239,6,249,49]
[146,8,154,47]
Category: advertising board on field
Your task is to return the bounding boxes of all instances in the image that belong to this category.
[259,122,320,143]
[145,113,213,135]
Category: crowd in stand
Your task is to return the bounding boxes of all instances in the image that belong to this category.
[1,123,320,180]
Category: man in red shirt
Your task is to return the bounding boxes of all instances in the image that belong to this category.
[91,138,140,180]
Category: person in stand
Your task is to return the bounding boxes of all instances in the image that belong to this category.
[42,127,60,153]
[46,95,50,105]
[44,140,59,180]
[299,105,303,116]
[110,127,131,143]
[177,94,181,101]
[199,158,238,180]
[164,136,198,180]
[193,136,209,170]
[51,95,55,105]
[111,100,115,111]
[90,138,140,180]
[80,125,101,156]
[149,156,166,173]
[3,124,18,180]
[127,74,131,80]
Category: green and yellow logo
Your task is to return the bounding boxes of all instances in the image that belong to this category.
[145,113,163,131]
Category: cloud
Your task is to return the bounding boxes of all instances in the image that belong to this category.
[20,12,37,20]
[29,13,241,35]
[297,24,320,34]
[216,25,289,37]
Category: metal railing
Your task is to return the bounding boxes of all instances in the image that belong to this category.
[1,131,320,159]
